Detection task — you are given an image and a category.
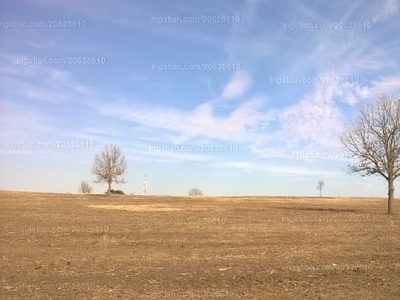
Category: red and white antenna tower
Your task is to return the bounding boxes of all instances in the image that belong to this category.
[143,174,147,195]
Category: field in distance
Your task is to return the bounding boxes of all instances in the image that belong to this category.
[0,191,399,299]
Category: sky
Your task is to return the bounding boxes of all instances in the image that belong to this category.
[0,0,399,196]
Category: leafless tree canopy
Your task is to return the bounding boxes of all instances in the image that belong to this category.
[78,180,93,194]
[91,144,127,194]
[316,180,324,197]
[189,188,203,196]
[339,94,400,214]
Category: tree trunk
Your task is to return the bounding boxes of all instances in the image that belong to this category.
[107,182,112,195]
[388,179,395,214]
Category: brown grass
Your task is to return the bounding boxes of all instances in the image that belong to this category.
[88,204,183,211]
[0,191,399,299]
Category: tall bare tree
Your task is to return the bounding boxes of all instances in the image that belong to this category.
[91,144,127,194]
[339,94,400,214]
[317,180,324,197]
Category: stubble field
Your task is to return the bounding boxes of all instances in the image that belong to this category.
[0,190,399,299]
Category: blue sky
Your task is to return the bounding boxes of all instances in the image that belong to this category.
[1,0,399,196]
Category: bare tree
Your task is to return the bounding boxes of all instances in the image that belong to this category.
[78,180,93,194]
[91,144,127,194]
[339,94,400,214]
[317,180,324,197]
[189,188,203,196]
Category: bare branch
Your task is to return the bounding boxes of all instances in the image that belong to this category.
[316,181,324,197]
[339,94,400,213]
[189,188,203,196]
[78,180,93,194]
[91,144,127,194]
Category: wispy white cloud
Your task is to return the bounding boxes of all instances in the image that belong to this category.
[0,101,54,139]
[212,159,342,177]
[221,70,252,99]
[369,74,400,96]
[0,54,95,110]
[225,0,274,64]
[92,95,268,143]
[277,83,343,148]
[372,0,399,22]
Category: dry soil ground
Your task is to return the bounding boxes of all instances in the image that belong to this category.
[0,191,399,299]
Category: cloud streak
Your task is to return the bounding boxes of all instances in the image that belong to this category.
[221,70,252,99]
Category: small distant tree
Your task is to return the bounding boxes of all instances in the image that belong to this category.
[78,180,93,194]
[316,180,324,197]
[91,144,127,195]
[189,188,203,196]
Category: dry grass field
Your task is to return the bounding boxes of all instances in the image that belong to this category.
[0,190,399,299]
